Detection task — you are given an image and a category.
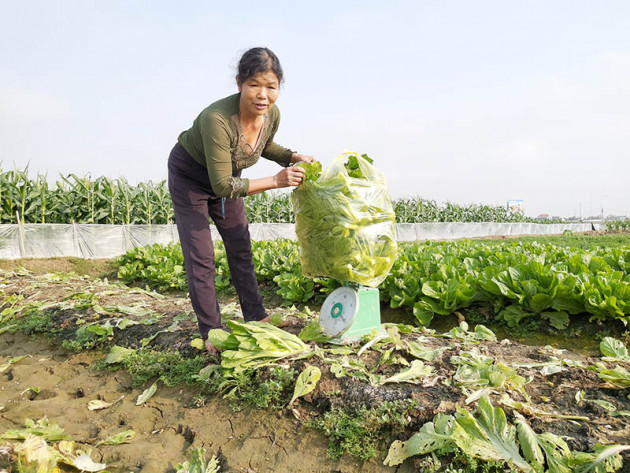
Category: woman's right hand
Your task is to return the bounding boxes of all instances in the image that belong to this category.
[274,165,306,188]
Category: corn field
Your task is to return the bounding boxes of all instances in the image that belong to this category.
[1,166,555,224]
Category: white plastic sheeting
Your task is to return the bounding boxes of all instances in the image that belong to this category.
[0,222,597,259]
[394,222,597,242]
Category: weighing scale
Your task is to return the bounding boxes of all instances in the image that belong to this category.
[319,285,382,343]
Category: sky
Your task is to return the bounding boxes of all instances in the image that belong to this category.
[1,1,629,218]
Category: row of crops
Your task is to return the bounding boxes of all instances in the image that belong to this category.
[1,166,553,224]
[117,238,630,328]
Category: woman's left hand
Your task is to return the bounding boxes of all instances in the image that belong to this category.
[291,153,316,164]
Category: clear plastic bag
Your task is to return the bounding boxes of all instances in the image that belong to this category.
[291,152,397,287]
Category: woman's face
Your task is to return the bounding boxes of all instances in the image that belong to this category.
[238,71,280,118]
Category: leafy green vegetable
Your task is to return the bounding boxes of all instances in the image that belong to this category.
[600,337,630,361]
[289,365,321,405]
[592,363,630,388]
[175,447,220,473]
[295,160,322,182]
[215,320,309,373]
[291,151,397,287]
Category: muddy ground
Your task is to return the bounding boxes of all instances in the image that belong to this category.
[1,262,629,472]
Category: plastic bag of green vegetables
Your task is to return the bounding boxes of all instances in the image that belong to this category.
[291,151,397,287]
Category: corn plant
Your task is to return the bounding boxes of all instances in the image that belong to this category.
[0,166,574,225]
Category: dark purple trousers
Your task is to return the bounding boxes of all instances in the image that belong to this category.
[167,143,267,339]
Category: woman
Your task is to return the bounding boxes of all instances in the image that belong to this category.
[168,47,314,353]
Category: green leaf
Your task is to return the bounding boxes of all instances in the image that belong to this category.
[384,413,455,466]
[298,320,331,343]
[541,310,570,330]
[473,324,497,341]
[190,338,205,350]
[573,444,630,473]
[588,399,617,412]
[206,328,238,351]
[175,447,220,473]
[514,413,545,471]
[600,337,630,361]
[592,363,630,388]
[289,365,321,405]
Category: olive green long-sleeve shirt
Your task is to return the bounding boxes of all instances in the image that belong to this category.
[177,93,294,198]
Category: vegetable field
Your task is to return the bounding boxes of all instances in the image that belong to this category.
[1,234,630,472]
[117,237,630,328]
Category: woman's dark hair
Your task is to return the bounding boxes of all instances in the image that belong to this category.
[237,47,284,85]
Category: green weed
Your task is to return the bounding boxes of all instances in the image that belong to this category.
[308,400,418,461]
[98,348,207,387]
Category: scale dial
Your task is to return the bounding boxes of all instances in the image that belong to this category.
[320,286,359,337]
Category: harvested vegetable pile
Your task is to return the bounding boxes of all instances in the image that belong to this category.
[291,152,397,286]
[207,320,309,373]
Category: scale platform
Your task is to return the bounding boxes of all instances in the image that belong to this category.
[319,286,382,343]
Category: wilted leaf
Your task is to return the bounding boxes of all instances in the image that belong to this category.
[58,440,106,472]
[176,447,220,473]
[573,444,630,473]
[136,381,158,405]
[540,364,565,376]
[405,341,449,361]
[96,429,135,446]
[104,345,134,364]
[380,360,433,385]
[588,399,617,412]
[14,435,60,472]
[1,417,69,441]
[0,355,28,372]
[384,413,455,466]
[87,400,112,411]
[451,396,533,472]
[289,366,321,405]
